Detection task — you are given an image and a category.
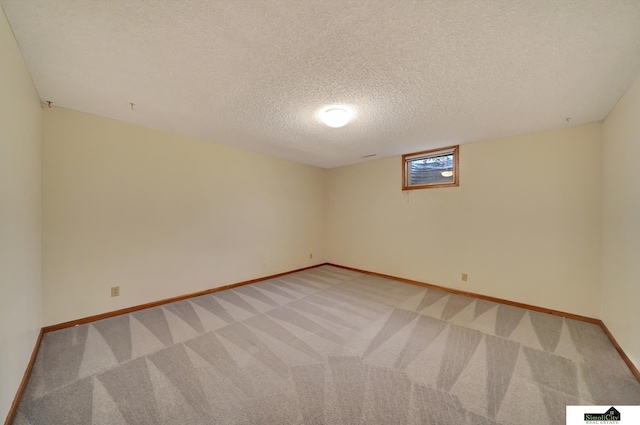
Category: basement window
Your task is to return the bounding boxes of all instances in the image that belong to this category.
[402,145,459,190]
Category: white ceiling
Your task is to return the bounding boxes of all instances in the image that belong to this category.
[2,1,640,168]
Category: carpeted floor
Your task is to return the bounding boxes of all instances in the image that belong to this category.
[12,265,640,424]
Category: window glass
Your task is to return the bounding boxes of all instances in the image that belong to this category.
[402,145,459,190]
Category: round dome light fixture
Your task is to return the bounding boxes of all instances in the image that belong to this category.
[322,107,352,128]
[441,170,454,177]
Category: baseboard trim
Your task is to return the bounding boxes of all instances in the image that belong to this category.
[14,260,639,425]
[328,263,599,323]
[4,328,44,425]
[6,264,326,424]
[599,321,640,381]
[43,263,327,333]
[328,263,639,382]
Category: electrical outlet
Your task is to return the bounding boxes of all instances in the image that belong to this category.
[461,273,468,282]
[309,253,313,259]
[111,286,120,297]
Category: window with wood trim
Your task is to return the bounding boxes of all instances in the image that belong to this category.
[402,145,459,190]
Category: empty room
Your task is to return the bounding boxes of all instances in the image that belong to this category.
[1,1,639,424]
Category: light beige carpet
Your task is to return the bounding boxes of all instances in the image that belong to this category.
[13,265,640,424]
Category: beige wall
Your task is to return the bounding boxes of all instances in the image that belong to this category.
[42,107,326,325]
[602,75,640,369]
[327,123,602,317]
[0,9,42,421]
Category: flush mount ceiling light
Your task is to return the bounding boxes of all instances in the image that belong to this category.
[441,170,454,177]
[321,107,352,128]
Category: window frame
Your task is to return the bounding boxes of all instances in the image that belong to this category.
[402,145,459,190]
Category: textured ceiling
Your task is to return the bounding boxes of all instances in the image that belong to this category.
[2,1,640,168]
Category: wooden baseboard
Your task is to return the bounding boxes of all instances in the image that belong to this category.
[328,263,600,324]
[4,328,44,425]
[6,264,326,424]
[599,321,640,381]
[10,260,638,425]
[43,263,328,333]
[328,263,639,382]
